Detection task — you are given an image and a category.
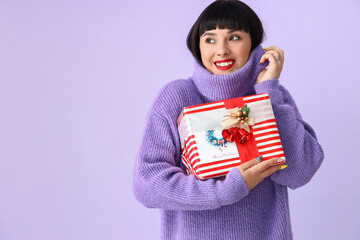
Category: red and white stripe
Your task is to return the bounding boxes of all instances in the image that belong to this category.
[179,93,285,180]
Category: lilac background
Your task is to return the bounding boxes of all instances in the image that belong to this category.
[1,0,359,239]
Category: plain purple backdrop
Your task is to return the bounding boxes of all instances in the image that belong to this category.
[1,0,359,239]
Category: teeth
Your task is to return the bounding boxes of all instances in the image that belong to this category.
[215,61,234,67]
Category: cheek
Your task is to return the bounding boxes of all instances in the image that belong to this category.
[238,47,251,62]
[199,42,215,62]
[239,45,251,55]
[200,46,209,61]
[200,50,213,69]
[202,53,212,64]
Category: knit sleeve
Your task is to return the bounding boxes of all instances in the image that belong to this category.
[133,107,249,211]
[254,79,324,189]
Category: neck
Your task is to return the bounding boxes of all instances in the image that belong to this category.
[191,45,267,102]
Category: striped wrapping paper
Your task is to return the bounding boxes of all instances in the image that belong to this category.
[177,93,286,180]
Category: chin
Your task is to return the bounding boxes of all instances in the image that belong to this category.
[212,68,238,75]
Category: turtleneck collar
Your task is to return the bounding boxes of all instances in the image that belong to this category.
[191,45,268,102]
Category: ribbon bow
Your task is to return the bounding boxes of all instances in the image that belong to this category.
[222,127,253,144]
[221,105,255,133]
[217,139,225,147]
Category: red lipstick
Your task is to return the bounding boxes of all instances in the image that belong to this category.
[214,59,235,70]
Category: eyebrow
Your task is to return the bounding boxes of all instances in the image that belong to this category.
[202,32,216,37]
[201,29,243,37]
[227,29,241,34]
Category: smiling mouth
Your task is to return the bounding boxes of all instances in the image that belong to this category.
[214,59,235,70]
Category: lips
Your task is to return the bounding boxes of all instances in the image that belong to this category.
[214,59,235,70]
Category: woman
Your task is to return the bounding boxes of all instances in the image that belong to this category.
[133,1,324,239]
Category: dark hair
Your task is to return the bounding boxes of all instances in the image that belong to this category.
[186,0,264,66]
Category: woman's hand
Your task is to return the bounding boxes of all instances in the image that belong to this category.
[256,46,285,84]
[236,157,284,190]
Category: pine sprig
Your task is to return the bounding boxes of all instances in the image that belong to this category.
[240,104,250,117]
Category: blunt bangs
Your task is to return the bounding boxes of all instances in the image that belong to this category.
[187,0,264,67]
[198,2,250,38]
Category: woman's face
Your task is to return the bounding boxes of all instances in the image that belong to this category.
[199,28,252,75]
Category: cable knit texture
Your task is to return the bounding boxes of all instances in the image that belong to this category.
[133,45,324,240]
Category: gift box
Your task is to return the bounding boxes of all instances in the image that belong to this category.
[177,93,286,180]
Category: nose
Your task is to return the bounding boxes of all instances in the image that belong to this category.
[216,42,230,56]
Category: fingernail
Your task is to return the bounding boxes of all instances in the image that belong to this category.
[280,165,288,170]
[275,158,285,163]
[273,158,280,164]
[255,155,263,162]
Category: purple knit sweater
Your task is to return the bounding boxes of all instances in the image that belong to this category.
[133,45,324,240]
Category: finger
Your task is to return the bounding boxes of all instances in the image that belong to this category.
[263,50,282,62]
[260,164,282,179]
[266,53,283,68]
[259,53,268,64]
[259,52,276,64]
[265,51,283,63]
[238,156,263,171]
[264,46,284,61]
[260,53,280,66]
[254,157,281,171]
[272,157,286,165]
[264,46,284,55]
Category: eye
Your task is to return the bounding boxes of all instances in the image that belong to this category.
[205,38,215,44]
[229,35,240,41]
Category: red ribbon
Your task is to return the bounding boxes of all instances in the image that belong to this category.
[223,98,259,162]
